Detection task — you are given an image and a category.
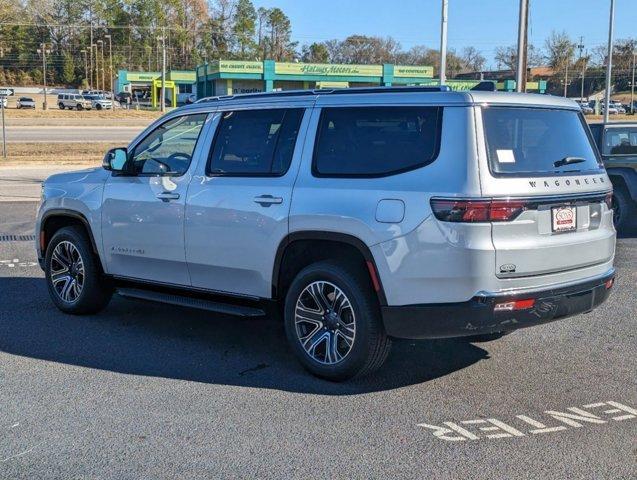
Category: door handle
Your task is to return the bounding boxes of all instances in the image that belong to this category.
[253,195,283,206]
[156,191,180,201]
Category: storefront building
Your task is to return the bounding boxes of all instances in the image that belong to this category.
[115,70,197,107]
[195,60,547,99]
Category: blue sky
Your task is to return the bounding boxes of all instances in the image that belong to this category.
[252,0,636,68]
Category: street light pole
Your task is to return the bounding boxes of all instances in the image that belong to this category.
[38,43,50,110]
[92,44,98,93]
[577,37,586,100]
[631,51,636,115]
[603,0,615,123]
[97,40,104,92]
[81,49,88,89]
[160,29,166,112]
[105,35,113,107]
[439,0,448,85]
[516,0,529,92]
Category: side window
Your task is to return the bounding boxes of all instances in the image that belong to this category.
[208,108,304,176]
[130,113,207,175]
[313,106,443,177]
[604,127,637,155]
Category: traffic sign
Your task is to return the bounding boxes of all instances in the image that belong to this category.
[0,88,14,96]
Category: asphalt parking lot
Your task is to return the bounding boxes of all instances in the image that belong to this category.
[0,201,635,479]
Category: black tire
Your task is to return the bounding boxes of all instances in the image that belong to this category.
[45,226,112,315]
[284,261,391,381]
[612,186,635,232]
[58,103,64,110]
[76,104,83,111]
[95,104,102,111]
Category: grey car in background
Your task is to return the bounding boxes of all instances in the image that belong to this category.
[35,87,616,380]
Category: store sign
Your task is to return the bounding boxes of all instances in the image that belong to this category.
[126,73,160,82]
[210,60,264,74]
[394,65,434,78]
[276,63,383,77]
[169,71,196,82]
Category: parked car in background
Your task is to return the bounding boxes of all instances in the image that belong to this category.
[610,102,626,114]
[579,103,594,115]
[83,94,112,110]
[589,122,637,230]
[16,97,35,109]
[36,88,616,380]
[58,93,92,110]
[601,105,619,115]
[0,96,7,109]
[177,93,197,106]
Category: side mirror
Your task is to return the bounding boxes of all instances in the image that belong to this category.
[103,148,128,173]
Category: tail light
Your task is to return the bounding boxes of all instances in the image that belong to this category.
[431,198,528,223]
[604,191,613,210]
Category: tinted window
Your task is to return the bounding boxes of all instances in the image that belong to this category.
[603,127,637,155]
[483,107,602,176]
[313,107,442,177]
[208,108,304,175]
[131,114,207,175]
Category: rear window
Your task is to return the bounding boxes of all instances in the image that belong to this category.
[313,106,442,177]
[483,107,602,176]
[603,127,637,155]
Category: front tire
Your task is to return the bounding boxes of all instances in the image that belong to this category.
[58,103,64,110]
[76,104,83,111]
[45,226,112,315]
[284,261,391,381]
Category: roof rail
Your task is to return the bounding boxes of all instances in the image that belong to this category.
[194,85,452,104]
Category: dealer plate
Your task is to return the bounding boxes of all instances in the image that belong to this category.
[552,206,577,232]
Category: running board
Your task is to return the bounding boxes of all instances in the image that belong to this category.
[116,288,265,317]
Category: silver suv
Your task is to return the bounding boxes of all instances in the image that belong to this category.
[36,87,616,380]
[58,93,92,110]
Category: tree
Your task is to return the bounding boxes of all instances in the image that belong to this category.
[545,31,575,70]
[61,52,76,86]
[301,43,329,63]
[265,8,295,61]
[460,46,485,72]
[494,44,544,70]
[233,0,257,59]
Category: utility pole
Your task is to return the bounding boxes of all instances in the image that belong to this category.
[563,63,569,97]
[160,28,166,112]
[105,34,113,106]
[439,0,448,85]
[603,0,615,123]
[38,43,50,110]
[577,37,586,100]
[515,0,529,92]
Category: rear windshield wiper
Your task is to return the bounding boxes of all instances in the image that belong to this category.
[554,156,586,168]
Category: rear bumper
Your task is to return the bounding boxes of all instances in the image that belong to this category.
[382,269,615,339]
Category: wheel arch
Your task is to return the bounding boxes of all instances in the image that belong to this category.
[41,209,100,259]
[272,231,387,306]
[607,167,637,202]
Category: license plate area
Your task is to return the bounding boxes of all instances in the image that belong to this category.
[551,205,577,232]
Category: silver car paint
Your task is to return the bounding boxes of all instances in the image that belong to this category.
[37,90,616,307]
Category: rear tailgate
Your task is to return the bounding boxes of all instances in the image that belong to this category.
[477,106,615,279]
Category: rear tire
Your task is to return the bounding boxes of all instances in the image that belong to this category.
[45,226,112,315]
[612,186,635,231]
[96,104,102,111]
[284,261,391,381]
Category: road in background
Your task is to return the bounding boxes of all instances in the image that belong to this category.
[0,200,635,478]
[0,165,89,201]
[4,126,142,143]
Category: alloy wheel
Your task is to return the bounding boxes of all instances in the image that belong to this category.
[50,240,85,303]
[294,281,356,365]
